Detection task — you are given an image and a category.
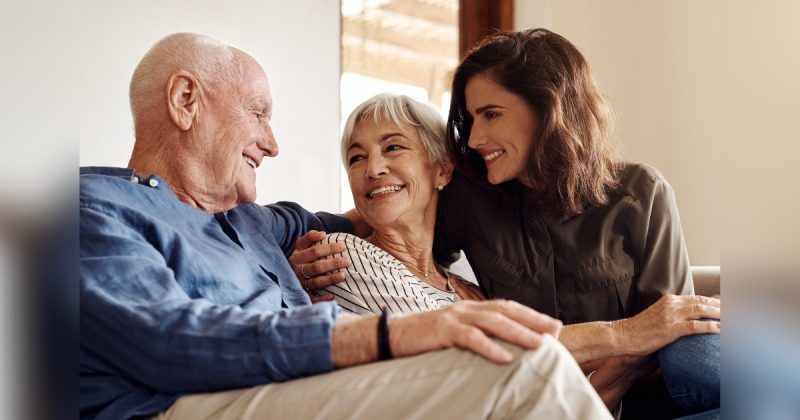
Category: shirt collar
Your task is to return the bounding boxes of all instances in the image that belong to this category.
[80,166,135,178]
[80,166,166,189]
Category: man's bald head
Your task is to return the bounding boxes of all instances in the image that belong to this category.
[129,32,243,129]
[126,33,277,213]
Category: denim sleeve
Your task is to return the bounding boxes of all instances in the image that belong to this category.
[265,201,353,255]
[80,204,339,393]
[316,211,354,235]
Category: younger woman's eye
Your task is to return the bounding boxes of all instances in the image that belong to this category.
[485,110,500,120]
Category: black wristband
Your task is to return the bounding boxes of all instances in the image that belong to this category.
[377,308,393,361]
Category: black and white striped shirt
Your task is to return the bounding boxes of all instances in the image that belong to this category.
[317,232,460,315]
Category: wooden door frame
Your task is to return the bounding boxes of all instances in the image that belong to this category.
[459,0,514,57]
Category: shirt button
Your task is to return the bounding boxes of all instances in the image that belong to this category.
[148,179,159,188]
[130,176,139,184]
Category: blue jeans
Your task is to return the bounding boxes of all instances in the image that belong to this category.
[659,333,720,419]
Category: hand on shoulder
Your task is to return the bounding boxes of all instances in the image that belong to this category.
[287,230,351,302]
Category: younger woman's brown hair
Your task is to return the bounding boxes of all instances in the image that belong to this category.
[447,28,621,219]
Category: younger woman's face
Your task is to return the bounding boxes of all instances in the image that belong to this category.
[464,74,539,188]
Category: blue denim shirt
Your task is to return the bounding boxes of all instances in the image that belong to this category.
[79,167,351,420]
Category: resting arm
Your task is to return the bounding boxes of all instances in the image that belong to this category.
[560,296,719,409]
[557,293,720,365]
[80,205,339,393]
[559,169,719,365]
[557,321,621,364]
[331,300,563,368]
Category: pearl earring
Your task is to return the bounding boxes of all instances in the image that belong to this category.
[437,185,444,191]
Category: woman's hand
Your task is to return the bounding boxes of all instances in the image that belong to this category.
[287,230,352,303]
[587,354,660,410]
[614,294,720,356]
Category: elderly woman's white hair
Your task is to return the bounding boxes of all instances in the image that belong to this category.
[341,94,448,165]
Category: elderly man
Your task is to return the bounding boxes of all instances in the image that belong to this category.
[80,33,610,420]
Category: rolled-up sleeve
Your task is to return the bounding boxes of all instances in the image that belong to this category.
[80,204,339,393]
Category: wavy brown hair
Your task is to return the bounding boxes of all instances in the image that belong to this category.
[447,28,621,219]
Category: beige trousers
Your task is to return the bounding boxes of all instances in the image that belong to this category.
[155,335,611,420]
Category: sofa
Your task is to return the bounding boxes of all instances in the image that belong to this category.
[692,266,721,297]
[452,256,721,298]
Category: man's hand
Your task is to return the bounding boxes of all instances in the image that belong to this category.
[332,300,562,368]
[287,230,351,303]
[391,300,562,364]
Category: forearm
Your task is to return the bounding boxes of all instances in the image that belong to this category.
[331,313,380,368]
[558,321,625,364]
[332,310,450,368]
[334,300,567,370]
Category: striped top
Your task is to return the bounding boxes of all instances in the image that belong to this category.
[317,232,460,315]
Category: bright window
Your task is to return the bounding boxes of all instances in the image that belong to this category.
[339,0,458,211]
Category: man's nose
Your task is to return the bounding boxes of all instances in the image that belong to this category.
[258,123,279,157]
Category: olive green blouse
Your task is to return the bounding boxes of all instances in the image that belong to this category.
[436,163,693,324]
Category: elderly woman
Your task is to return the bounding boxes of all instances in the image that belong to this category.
[307,93,483,315]
[436,29,719,418]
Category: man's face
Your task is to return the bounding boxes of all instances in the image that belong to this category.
[193,54,277,206]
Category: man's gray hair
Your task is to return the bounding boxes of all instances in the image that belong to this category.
[341,94,447,166]
[129,33,242,127]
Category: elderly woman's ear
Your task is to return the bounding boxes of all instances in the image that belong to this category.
[436,159,454,190]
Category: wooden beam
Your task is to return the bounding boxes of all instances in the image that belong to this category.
[459,0,513,57]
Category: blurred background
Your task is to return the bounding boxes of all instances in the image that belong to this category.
[2,0,798,418]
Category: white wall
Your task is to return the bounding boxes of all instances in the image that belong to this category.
[515,0,723,265]
[77,0,343,213]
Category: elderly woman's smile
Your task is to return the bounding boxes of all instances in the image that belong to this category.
[366,184,405,199]
[344,114,447,231]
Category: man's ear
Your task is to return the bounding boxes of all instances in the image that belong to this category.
[436,158,454,188]
[166,71,201,131]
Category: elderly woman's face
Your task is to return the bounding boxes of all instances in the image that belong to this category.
[345,117,446,230]
[465,74,539,188]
